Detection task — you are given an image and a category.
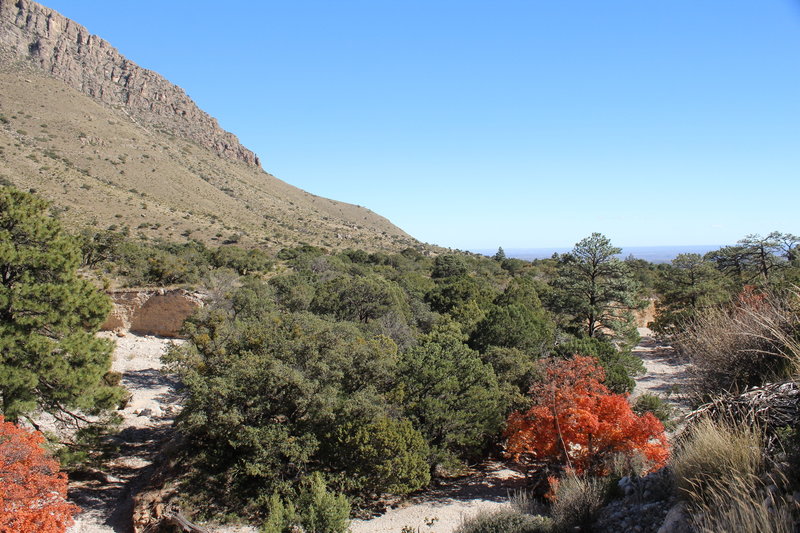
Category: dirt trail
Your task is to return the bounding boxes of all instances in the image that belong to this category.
[632,327,692,415]
[349,462,527,533]
[68,333,184,533]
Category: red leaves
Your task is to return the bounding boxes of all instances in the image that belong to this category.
[0,416,79,533]
[505,356,668,475]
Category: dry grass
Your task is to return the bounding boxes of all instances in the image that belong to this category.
[454,509,553,533]
[672,417,764,504]
[0,67,418,253]
[549,473,613,532]
[690,474,797,533]
[676,289,800,400]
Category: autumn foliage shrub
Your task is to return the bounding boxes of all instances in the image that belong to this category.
[505,356,668,475]
[0,416,79,532]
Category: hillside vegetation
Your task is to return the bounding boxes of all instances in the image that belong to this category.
[0,69,415,251]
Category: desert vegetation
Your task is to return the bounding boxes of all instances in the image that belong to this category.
[1,186,799,531]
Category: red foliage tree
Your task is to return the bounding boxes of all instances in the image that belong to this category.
[0,416,79,532]
[505,356,668,475]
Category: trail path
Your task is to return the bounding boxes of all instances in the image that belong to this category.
[631,327,692,417]
[68,333,184,533]
[349,462,527,533]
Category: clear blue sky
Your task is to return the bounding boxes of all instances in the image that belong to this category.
[43,1,800,250]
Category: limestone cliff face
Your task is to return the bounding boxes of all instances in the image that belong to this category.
[0,0,260,167]
[102,289,203,338]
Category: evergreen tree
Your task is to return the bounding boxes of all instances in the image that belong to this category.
[553,233,641,339]
[650,253,730,336]
[0,188,121,422]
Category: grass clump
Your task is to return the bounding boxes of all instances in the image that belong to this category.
[672,417,763,504]
[677,289,800,400]
[454,509,552,533]
[549,473,614,532]
[690,474,798,533]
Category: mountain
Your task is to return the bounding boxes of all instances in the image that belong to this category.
[0,0,417,251]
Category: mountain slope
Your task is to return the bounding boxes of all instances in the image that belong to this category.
[0,0,416,251]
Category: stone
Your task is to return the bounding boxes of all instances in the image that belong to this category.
[657,502,691,533]
[101,289,203,338]
[0,0,260,167]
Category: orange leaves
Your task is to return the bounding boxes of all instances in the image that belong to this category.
[505,356,668,475]
[0,416,79,533]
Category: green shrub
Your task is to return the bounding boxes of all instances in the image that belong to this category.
[556,337,644,394]
[398,324,504,462]
[454,509,552,533]
[333,416,430,497]
[633,393,675,429]
[261,473,350,533]
[297,473,351,533]
[165,296,400,516]
[211,245,273,275]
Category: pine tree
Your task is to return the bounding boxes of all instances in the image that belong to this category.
[0,187,121,422]
[553,233,641,339]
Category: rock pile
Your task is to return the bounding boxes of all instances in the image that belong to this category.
[593,468,687,533]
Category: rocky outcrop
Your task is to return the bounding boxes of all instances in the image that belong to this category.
[594,468,678,533]
[102,288,203,338]
[0,0,260,167]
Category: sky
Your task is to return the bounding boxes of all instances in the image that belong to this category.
[42,1,800,250]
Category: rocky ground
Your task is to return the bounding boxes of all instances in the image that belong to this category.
[67,332,184,533]
[631,327,691,410]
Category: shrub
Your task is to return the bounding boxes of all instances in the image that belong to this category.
[454,509,552,533]
[165,298,400,516]
[261,473,350,533]
[505,356,668,475]
[555,337,644,394]
[633,393,675,430]
[0,417,80,532]
[333,416,430,497]
[296,473,350,533]
[549,473,614,532]
[672,417,763,504]
[676,288,800,400]
[399,324,504,462]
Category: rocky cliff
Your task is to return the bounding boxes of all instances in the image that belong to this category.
[0,0,259,167]
[102,289,204,338]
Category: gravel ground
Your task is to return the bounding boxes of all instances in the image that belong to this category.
[67,332,184,533]
[350,463,527,533]
[631,327,692,414]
